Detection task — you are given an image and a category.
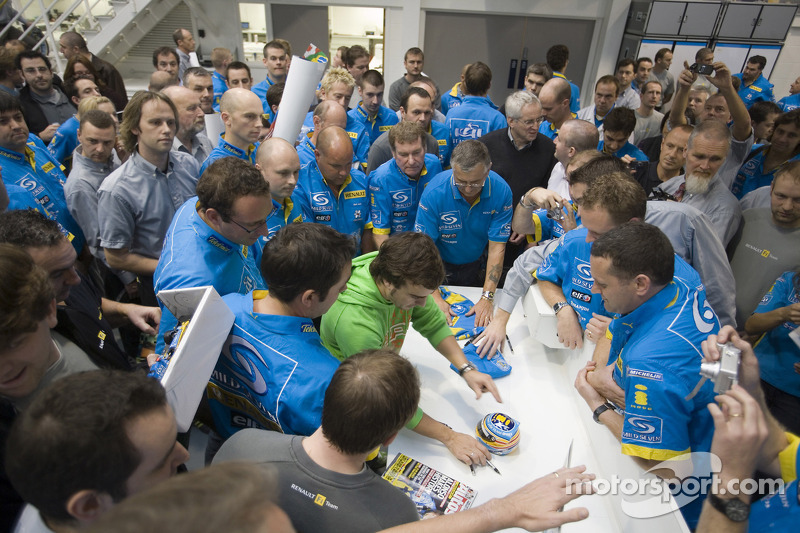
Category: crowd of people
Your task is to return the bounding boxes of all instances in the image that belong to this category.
[0,24,798,533]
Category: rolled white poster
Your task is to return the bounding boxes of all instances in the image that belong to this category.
[271,56,326,144]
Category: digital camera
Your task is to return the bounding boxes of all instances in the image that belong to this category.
[699,343,741,393]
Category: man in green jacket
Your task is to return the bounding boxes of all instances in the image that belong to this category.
[321,231,502,466]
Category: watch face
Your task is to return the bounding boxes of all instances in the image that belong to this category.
[726,499,749,522]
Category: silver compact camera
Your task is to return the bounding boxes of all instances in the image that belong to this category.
[699,343,741,393]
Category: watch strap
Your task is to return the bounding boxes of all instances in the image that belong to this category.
[707,493,749,522]
[593,402,613,424]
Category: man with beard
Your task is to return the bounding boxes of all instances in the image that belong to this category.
[733,55,775,109]
[656,120,741,245]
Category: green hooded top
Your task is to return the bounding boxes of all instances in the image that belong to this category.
[320,251,452,360]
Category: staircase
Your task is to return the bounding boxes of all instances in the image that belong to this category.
[1,0,186,76]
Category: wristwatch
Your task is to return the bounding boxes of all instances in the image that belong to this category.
[481,290,495,301]
[553,301,570,315]
[707,493,749,522]
[457,362,475,377]
[592,402,615,424]
[519,192,535,209]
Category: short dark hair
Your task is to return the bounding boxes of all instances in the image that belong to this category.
[0,243,54,348]
[616,57,635,72]
[120,91,178,153]
[568,153,627,186]
[749,100,781,123]
[450,139,491,172]
[260,223,355,303]
[152,47,179,68]
[63,74,95,103]
[59,31,88,52]
[581,172,647,225]
[345,45,369,68]
[464,62,492,95]
[266,82,284,109]
[360,69,384,88]
[172,28,186,46]
[603,107,636,137]
[695,47,713,62]
[184,66,211,83]
[0,209,65,248]
[80,108,116,130]
[225,61,251,80]
[748,55,767,70]
[636,57,653,69]
[15,49,51,71]
[0,90,23,114]
[404,47,424,61]
[400,86,431,110]
[322,349,420,455]
[527,62,552,80]
[370,232,445,290]
[546,44,569,72]
[591,221,674,286]
[6,370,169,524]
[655,47,671,62]
[263,39,288,57]
[196,157,271,219]
[595,74,620,96]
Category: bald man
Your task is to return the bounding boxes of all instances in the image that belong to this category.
[162,85,212,163]
[538,77,575,140]
[295,126,372,254]
[254,138,306,244]
[199,88,263,174]
[297,100,348,165]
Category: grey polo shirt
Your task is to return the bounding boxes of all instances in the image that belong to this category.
[97,150,200,259]
[30,88,75,125]
[172,132,213,164]
[658,174,742,246]
[65,146,118,257]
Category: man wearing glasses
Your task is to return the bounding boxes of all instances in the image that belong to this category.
[415,140,512,326]
[478,91,556,267]
[153,156,271,353]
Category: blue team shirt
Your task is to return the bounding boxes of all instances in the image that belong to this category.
[414,169,512,265]
[753,271,800,396]
[0,143,85,253]
[429,120,452,168]
[445,96,507,147]
[5,183,47,213]
[153,197,265,353]
[732,147,800,199]
[535,227,608,327]
[539,113,577,141]
[748,435,800,531]
[301,111,370,171]
[733,73,775,109]
[778,93,800,112]
[207,291,340,438]
[200,134,258,175]
[530,202,580,242]
[599,140,649,161]
[369,155,442,235]
[295,160,371,253]
[348,103,399,147]
[608,264,718,530]
[252,77,277,123]
[296,135,316,166]
[553,72,581,113]
[263,196,306,244]
[441,83,464,116]
[211,71,227,113]
[47,115,79,169]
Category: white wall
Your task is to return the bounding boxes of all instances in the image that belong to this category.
[771,15,800,100]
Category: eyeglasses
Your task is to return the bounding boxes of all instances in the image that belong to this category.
[453,177,487,190]
[515,116,545,127]
[226,213,272,234]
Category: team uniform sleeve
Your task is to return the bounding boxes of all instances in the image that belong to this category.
[620,361,694,461]
[369,174,392,234]
[413,190,439,241]
[292,179,314,221]
[487,185,513,242]
[534,237,567,284]
[753,272,792,315]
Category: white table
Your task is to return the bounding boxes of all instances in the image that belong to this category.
[391,286,689,533]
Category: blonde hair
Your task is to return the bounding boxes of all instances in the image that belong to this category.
[77,96,114,119]
[320,67,355,94]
